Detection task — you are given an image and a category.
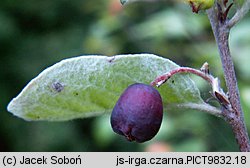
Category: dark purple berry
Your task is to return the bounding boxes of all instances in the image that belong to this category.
[110,83,163,143]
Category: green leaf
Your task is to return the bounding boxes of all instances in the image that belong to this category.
[7,54,205,121]
[120,0,128,5]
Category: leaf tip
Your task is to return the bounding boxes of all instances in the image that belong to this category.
[7,98,25,120]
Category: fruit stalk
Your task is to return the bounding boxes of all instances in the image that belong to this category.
[151,65,229,116]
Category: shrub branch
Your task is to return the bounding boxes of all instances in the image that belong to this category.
[206,2,250,151]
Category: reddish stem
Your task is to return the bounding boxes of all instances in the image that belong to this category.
[151,67,213,87]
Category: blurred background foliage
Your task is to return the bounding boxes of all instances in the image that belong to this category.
[0,0,250,151]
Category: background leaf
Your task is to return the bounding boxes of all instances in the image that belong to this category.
[7,54,204,121]
[234,0,246,8]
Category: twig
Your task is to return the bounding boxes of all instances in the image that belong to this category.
[206,4,250,151]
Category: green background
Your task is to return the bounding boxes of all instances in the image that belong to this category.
[1,0,250,151]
